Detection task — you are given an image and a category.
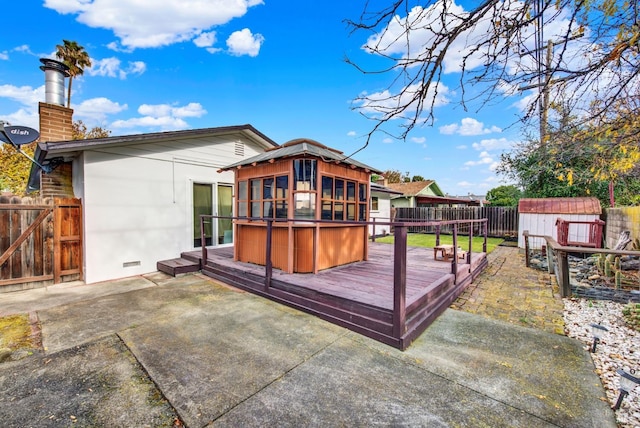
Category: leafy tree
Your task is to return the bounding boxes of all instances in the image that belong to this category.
[0,142,33,195]
[411,175,425,182]
[0,120,110,195]
[486,185,523,207]
[499,96,640,206]
[346,0,640,143]
[383,169,403,183]
[55,40,92,108]
[72,120,111,140]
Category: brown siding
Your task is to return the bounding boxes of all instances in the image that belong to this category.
[236,159,290,180]
[317,226,366,270]
[236,223,291,272]
[294,227,314,273]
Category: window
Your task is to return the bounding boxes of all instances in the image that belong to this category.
[294,159,317,219]
[320,176,368,221]
[239,175,288,219]
[371,196,379,211]
[358,183,368,221]
[238,180,248,218]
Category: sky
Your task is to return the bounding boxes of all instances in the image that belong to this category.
[0,0,533,197]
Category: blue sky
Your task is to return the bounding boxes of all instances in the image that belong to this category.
[0,0,529,196]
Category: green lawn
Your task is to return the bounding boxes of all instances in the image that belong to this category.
[374,233,504,253]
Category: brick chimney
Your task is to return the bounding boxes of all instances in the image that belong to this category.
[38,58,73,141]
[38,58,75,198]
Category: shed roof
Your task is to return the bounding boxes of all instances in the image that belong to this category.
[220,138,380,173]
[518,197,602,214]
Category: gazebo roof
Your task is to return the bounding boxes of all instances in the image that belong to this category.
[220,138,381,173]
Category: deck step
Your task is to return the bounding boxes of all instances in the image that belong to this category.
[157,258,200,277]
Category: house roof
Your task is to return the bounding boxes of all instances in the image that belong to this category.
[386,180,442,197]
[518,197,602,214]
[219,138,381,173]
[37,124,277,155]
[28,124,278,192]
[370,182,403,195]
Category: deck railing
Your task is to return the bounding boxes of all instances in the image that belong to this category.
[523,230,640,298]
[200,216,487,338]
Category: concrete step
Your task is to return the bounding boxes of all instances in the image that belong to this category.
[157,258,200,277]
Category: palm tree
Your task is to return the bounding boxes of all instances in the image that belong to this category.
[55,40,92,108]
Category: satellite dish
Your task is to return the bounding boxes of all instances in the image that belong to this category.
[2,125,40,146]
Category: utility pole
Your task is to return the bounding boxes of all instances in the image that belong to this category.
[520,34,583,146]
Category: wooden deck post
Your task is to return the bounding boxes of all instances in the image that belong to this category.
[435,224,441,246]
[371,218,376,242]
[556,250,571,297]
[451,223,458,278]
[546,243,555,274]
[265,219,273,289]
[523,231,530,267]
[393,224,407,338]
[467,221,473,265]
[482,220,487,253]
[200,215,207,269]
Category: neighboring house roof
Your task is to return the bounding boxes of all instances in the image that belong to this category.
[451,194,488,204]
[518,197,602,215]
[370,182,403,195]
[219,138,381,173]
[27,124,278,192]
[386,180,444,197]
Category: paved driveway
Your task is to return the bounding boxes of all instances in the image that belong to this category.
[0,271,616,427]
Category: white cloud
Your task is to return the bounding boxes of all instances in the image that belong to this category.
[471,137,514,151]
[0,52,8,60]
[88,57,147,79]
[226,28,264,57]
[382,137,393,144]
[0,108,40,130]
[439,117,501,136]
[356,82,450,120]
[112,102,207,131]
[464,150,493,166]
[74,97,128,123]
[456,145,467,149]
[128,61,146,75]
[0,84,43,107]
[362,2,502,74]
[410,136,426,144]
[44,0,264,50]
[14,45,32,53]
[347,131,357,137]
[111,116,189,130]
[194,31,217,48]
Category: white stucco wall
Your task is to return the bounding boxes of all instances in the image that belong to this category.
[369,191,395,237]
[79,136,266,284]
[518,213,601,249]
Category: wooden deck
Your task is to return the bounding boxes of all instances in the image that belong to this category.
[179,242,487,350]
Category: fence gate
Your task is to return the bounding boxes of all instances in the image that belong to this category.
[0,196,82,291]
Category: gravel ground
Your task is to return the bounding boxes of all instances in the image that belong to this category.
[563,298,640,428]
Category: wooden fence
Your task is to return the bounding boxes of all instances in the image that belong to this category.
[0,196,82,291]
[395,206,518,238]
